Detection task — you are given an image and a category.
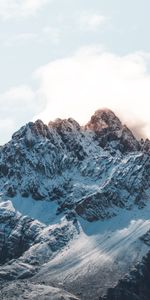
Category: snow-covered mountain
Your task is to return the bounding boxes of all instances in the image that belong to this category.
[101,249,150,300]
[0,108,150,299]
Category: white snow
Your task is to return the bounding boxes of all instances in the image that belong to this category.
[36,201,150,289]
[1,282,79,300]
[0,200,16,217]
[11,196,61,225]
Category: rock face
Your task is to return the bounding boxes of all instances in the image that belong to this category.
[0,282,80,300]
[0,201,76,282]
[0,108,150,299]
[101,251,150,300]
[85,109,140,153]
[0,201,43,264]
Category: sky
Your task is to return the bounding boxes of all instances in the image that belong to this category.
[0,0,150,144]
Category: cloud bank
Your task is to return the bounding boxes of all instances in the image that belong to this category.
[1,46,150,145]
[34,47,150,139]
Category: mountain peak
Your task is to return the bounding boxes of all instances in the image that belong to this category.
[12,120,48,140]
[85,108,122,132]
[85,108,140,153]
[48,118,80,132]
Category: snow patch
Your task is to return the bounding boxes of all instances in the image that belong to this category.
[11,196,61,225]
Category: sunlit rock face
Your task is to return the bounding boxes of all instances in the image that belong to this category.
[85,109,122,132]
[85,109,140,153]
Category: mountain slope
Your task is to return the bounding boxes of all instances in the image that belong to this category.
[101,250,150,300]
[0,281,80,300]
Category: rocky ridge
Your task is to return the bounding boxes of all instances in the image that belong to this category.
[0,109,150,222]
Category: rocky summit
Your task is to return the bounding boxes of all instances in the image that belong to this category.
[0,109,150,300]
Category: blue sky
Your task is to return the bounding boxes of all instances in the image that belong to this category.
[0,0,150,144]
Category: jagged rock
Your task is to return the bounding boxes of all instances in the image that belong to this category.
[101,251,150,300]
[85,109,140,153]
[0,281,80,300]
[0,109,150,222]
[0,201,76,271]
[85,109,122,132]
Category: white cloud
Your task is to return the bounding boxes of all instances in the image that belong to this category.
[0,85,45,143]
[79,13,108,31]
[1,47,150,145]
[33,47,150,139]
[0,0,49,19]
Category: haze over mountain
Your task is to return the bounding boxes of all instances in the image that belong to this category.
[0,108,150,299]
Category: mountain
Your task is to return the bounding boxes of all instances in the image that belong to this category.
[0,108,150,299]
[101,249,150,300]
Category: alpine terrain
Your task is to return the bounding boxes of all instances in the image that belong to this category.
[0,108,150,300]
